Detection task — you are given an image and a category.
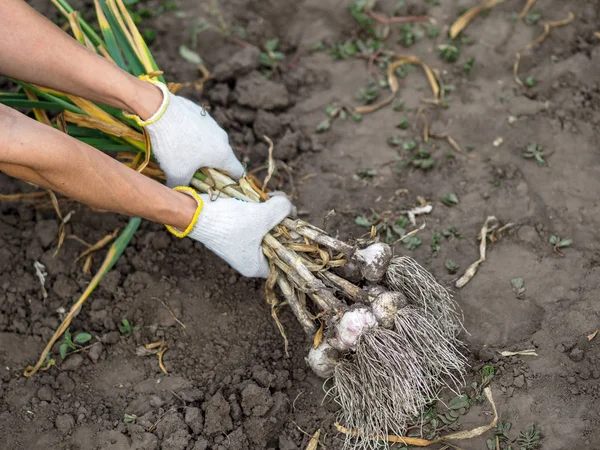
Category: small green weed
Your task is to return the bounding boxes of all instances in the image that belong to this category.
[398,24,423,47]
[525,11,542,25]
[403,139,417,151]
[488,422,541,450]
[443,84,455,96]
[411,154,436,170]
[44,353,56,369]
[259,38,285,76]
[517,425,541,449]
[511,277,525,297]
[123,413,138,424]
[426,24,440,39]
[403,235,422,250]
[59,328,92,360]
[524,76,537,88]
[441,193,459,207]
[315,119,331,133]
[395,63,418,78]
[330,40,359,60]
[387,136,403,147]
[549,235,572,256]
[394,140,436,170]
[355,167,377,182]
[438,44,460,63]
[396,118,409,129]
[356,80,380,104]
[495,421,512,445]
[314,104,361,133]
[443,226,462,239]
[445,260,459,274]
[119,318,140,336]
[393,100,405,111]
[522,143,545,166]
[392,0,406,14]
[355,214,411,245]
[463,57,475,73]
[431,232,441,253]
[308,42,326,54]
[349,0,377,36]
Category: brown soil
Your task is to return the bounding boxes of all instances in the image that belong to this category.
[2,0,600,449]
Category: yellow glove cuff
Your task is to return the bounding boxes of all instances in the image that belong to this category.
[123,76,171,127]
[165,186,204,238]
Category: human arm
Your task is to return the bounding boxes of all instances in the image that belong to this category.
[0,0,244,185]
[0,105,290,278]
[0,0,162,119]
[0,104,196,229]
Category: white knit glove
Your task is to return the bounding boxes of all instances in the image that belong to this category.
[189,194,292,278]
[130,82,244,188]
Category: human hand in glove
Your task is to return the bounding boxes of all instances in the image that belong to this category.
[125,81,244,188]
[166,189,292,278]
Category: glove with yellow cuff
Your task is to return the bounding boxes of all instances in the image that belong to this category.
[166,187,292,279]
[126,81,244,188]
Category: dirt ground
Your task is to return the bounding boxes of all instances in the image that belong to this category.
[1,0,600,449]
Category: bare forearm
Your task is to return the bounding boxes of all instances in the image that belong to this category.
[0,0,161,119]
[0,105,196,229]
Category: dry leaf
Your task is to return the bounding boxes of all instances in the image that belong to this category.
[449,0,507,39]
[499,349,538,357]
[354,54,440,115]
[262,136,275,190]
[513,12,574,86]
[0,191,47,201]
[313,321,324,349]
[306,429,321,450]
[406,204,432,226]
[75,228,120,263]
[519,0,537,20]
[34,261,48,299]
[455,216,499,288]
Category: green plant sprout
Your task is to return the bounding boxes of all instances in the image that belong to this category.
[59,328,92,360]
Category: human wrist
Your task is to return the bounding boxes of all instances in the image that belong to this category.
[164,189,200,232]
[122,76,164,121]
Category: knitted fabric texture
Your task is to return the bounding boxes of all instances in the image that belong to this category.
[145,86,244,187]
[189,194,292,278]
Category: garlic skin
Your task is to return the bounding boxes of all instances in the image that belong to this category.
[331,307,378,351]
[335,260,363,284]
[372,291,407,328]
[355,243,393,282]
[365,285,387,303]
[306,341,339,378]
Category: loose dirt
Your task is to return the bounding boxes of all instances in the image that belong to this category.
[1,0,600,449]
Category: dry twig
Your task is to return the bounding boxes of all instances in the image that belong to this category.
[455,216,499,289]
[519,0,537,20]
[0,191,48,201]
[366,9,429,24]
[306,429,321,450]
[354,54,440,115]
[513,12,575,87]
[449,0,507,39]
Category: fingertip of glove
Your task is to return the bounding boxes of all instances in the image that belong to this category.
[257,265,271,279]
[266,195,292,214]
[227,161,245,180]
[239,257,271,279]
